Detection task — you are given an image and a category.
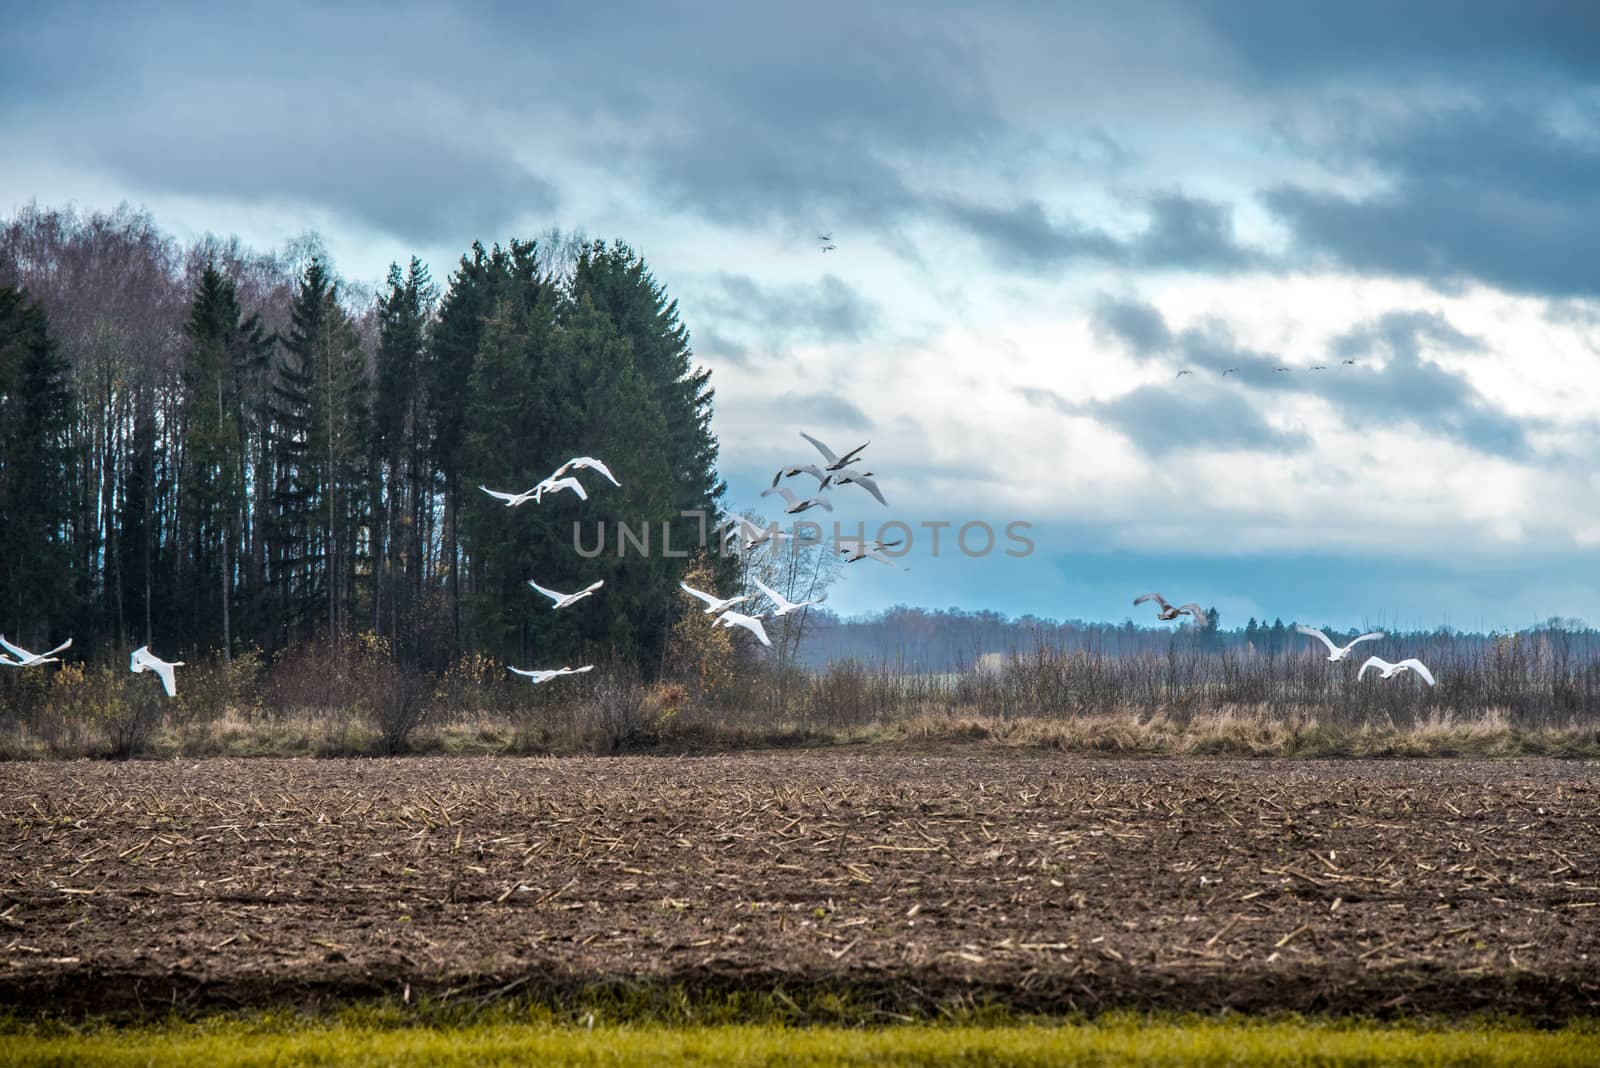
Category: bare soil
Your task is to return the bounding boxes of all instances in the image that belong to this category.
[2,750,1597,1020]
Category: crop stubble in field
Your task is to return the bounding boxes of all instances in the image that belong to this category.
[1,751,1597,1018]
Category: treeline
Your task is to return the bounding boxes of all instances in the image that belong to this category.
[795,605,1600,672]
[0,204,725,670]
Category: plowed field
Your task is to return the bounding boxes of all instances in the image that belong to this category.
[3,751,1597,1019]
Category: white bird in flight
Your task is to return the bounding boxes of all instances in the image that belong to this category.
[752,577,826,617]
[827,467,887,506]
[680,581,748,614]
[509,664,594,684]
[771,463,828,488]
[800,431,868,472]
[725,517,788,557]
[551,456,621,488]
[836,538,907,568]
[1358,656,1437,686]
[0,635,71,667]
[535,476,588,502]
[528,578,605,610]
[760,485,833,514]
[479,484,541,507]
[1133,593,1208,625]
[1294,625,1387,663]
[479,475,588,507]
[714,610,772,647]
[129,645,184,697]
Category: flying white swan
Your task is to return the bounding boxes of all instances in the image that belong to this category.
[480,483,541,507]
[509,664,594,684]
[528,578,605,609]
[1133,592,1208,625]
[752,577,826,617]
[480,475,587,507]
[760,485,833,514]
[1294,624,1386,663]
[535,476,588,502]
[551,456,621,488]
[836,538,907,568]
[799,431,868,472]
[727,518,788,557]
[129,645,184,697]
[0,635,71,667]
[827,468,887,506]
[714,610,772,647]
[680,581,748,614]
[1358,656,1437,686]
[770,463,829,488]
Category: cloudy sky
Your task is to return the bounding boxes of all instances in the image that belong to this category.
[6,1,1599,631]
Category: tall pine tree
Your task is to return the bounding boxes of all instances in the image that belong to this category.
[178,264,268,658]
[373,257,434,652]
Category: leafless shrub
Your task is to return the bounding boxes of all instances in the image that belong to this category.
[368,663,432,756]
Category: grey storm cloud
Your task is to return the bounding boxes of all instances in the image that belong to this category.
[1321,311,1539,460]
[950,192,1262,274]
[5,0,1594,304]
[1090,295,1174,356]
[700,273,881,343]
[5,1,1001,244]
[1021,382,1306,456]
[1263,102,1600,298]
[1188,0,1600,85]
[1090,296,1542,460]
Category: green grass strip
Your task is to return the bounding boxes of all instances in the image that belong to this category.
[3,1015,1596,1067]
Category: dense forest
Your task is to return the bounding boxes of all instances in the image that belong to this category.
[794,604,1600,673]
[0,204,726,671]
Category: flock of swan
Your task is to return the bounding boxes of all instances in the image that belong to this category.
[1130,594,1436,687]
[479,433,864,678]
[1,430,1435,695]
[0,635,188,698]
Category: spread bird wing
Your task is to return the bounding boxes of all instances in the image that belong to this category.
[1294,625,1338,654]
[835,441,870,467]
[760,486,800,506]
[678,582,722,608]
[527,579,567,605]
[562,457,620,487]
[539,476,588,501]
[1358,656,1389,680]
[480,485,523,505]
[799,432,840,466]
[721,613,772,646]
[41,638,72,658]
[751,577,792,612]
[0,634,32,661]
[1178,604,1207,624]
[843,472,887,506]
[1398,659,1436,686]
[1133,593,1170,609]
[1350,631,1386,646]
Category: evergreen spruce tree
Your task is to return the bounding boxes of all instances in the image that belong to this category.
[271,258,369,640]
[373,257,433,649]
[177,264,268,658]
[460,280,568,662]
[430,241,535,646]
[568,241,727,665]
